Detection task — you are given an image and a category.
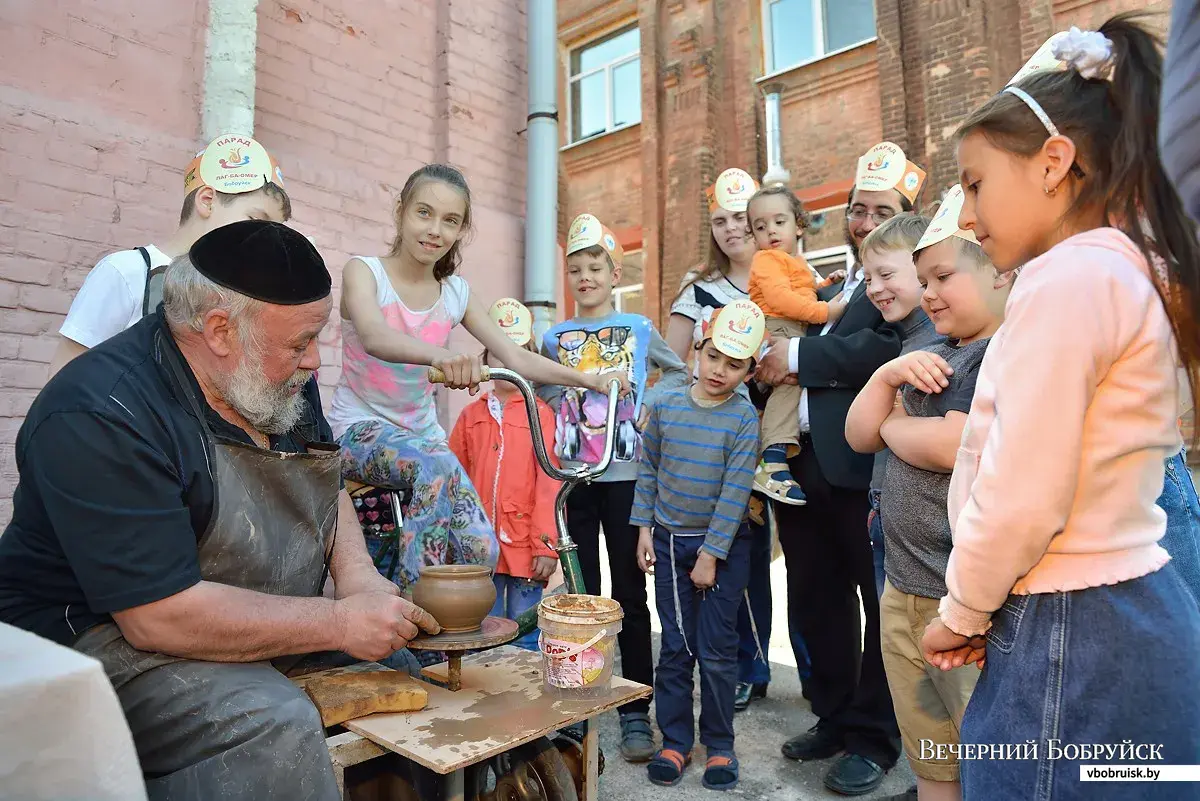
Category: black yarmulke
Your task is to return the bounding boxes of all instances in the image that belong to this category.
[188,220,331,305]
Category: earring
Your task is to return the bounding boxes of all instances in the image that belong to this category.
[1043,185,1057,197]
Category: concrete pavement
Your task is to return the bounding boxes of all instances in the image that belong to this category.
[587,536,918,800]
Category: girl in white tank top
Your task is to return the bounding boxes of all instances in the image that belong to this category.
[330,164,621,595]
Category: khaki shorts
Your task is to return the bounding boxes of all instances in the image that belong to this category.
[880,579,980,782]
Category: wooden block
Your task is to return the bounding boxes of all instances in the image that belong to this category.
[301,670,429,727]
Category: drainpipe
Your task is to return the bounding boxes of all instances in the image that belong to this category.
[202,0,260,139]
[761,83,790,187]
[525,0,559,343]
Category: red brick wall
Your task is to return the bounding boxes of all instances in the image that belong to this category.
[562,127,643,235]
[1052,0,1170,30]
[0,1,208,522]
[776,43,883,206]
[0,0,532,521]
[255,0,530,429]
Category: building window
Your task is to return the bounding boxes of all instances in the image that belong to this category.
[803,245,854,277]
[569,24,641,142]
[763,0,875,74]
[613,284,644,315]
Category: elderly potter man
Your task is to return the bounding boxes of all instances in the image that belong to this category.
[0,220,439,800]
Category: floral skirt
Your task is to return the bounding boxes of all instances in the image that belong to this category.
[338,419,499,595]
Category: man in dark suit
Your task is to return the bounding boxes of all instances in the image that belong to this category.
[756,144,926,797]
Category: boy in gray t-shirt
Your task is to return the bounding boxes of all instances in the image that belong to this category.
[845,185,1013,797]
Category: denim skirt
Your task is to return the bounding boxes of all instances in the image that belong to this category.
[961,566,1200,800]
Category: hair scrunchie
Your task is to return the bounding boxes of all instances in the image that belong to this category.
[1052,26,1115,81]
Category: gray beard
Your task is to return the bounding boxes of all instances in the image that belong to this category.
[219,352,313,436]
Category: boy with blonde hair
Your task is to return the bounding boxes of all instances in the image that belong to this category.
[856,213,939,598]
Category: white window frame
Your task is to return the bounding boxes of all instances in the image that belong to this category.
[803,245,854,276]
[567,24,641,144]
[761,0,876,76]
[612,283,644,313]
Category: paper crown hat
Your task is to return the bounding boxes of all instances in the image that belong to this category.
[183,134,284,196]
[855,142,926,205]
[566,213,624,265]
[706,168,759,213]
[489,298,533,347]
[915,185,979,252]
[708,299,766,360]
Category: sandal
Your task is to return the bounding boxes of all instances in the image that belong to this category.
[702,754,739,791]
[647,749,691,787]
[754,462,807,506]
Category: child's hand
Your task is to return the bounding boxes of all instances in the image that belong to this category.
[827,298,848,323]
[589,369,632,398]
[690,551,718,590]
[878,351,953,393]
[530,556,557,583]
[636,527,655,575]
[922,617,988,671]
[826,268,847,285]
[432,351,485,395]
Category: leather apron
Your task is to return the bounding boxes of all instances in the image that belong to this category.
[76,330,341,690]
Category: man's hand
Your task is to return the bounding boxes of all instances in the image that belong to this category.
[333,592,441,661]
[922,617,987,672]
[878,351,953,394]
[530,556,557,583]
[755,337,793,386]
[636,527,655,575]
[827,298,849,323]
[333,565,401,600]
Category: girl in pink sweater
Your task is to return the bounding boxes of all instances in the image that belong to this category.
[922,16,1200,800]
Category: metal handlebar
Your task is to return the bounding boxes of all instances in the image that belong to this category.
[427,366,621,482]
[428,364,625,597]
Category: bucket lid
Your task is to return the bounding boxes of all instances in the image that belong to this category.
[538,594,624,626]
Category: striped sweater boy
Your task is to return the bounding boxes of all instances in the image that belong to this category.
[629,385,760,558]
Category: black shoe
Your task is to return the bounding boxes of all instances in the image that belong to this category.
[880,786,918,801]
[822,754,886,796]
[781,724,843,761]
[733,682,767,712]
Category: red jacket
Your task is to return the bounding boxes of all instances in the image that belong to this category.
[449,391,561,579]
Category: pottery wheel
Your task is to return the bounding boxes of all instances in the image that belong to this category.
[408,616,519,651]
[408,616,520,692]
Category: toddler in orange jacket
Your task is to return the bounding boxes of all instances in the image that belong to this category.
[448,299,561,650]
[747,185,846,506]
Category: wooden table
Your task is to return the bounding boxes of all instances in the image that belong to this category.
[343,646,651,801]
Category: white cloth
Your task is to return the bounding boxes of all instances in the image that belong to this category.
[790,263,863,431]
[0,623,147,800]
[59,245,171,347]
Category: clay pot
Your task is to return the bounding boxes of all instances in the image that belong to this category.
[411,565,496,634]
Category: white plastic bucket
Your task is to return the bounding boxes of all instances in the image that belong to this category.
[537,594,624,698]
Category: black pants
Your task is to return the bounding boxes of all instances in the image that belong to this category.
[774,443,900,768]
[567,480,653,714]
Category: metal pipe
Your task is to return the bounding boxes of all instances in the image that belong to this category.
[202,0,259,139]
[762,84,790,186]
[525,0,559,343]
